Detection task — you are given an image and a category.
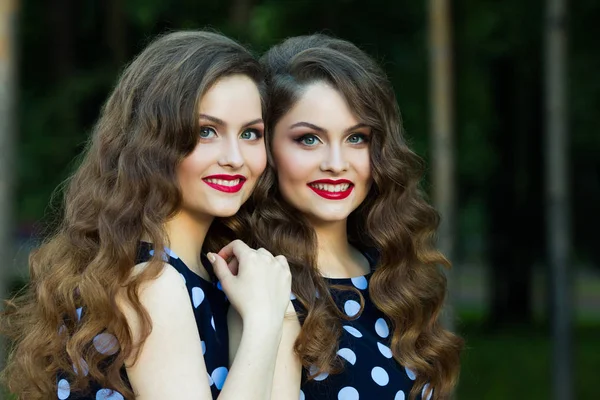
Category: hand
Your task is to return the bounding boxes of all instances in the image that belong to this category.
[207,240,291,326]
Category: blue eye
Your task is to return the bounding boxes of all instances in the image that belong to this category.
[348,133,369,144]
[240,129,262,140]
[199,126,217,139]
[294,134,320,146]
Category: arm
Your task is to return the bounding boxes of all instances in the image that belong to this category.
[228,302,302,400]
[120,264,213,399]
[220,308,283,399]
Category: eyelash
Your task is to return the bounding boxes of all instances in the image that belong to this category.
[199,126,264,140]
[240,128,264,140]
[348,133,370,144]
[293,134,321,146]
[293,133,370,146]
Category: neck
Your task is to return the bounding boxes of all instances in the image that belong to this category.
[163,210,213,277]
[311,218,369,278]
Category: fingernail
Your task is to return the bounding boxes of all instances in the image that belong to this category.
[207,252,216,263]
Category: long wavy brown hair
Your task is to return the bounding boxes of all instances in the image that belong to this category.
[251,34,463,400]
[1,31,264,399]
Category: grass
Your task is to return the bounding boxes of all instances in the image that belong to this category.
[456,321,599,400]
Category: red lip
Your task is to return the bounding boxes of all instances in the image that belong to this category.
[203,174,246,193]
[307,179,354,200]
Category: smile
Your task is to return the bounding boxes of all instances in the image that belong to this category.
[307,180,354,200]
[203,175,246,193]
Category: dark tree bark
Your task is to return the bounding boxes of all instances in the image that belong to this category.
[486,54,544,328]
[48,0,74,80]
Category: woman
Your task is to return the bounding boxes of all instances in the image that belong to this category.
[240,34,463,400]
[1,31,290,400]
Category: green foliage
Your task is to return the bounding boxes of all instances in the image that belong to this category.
[457,321,600,399]
[15,0,600,257]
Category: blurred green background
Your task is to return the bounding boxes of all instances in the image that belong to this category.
[3,0,599,399]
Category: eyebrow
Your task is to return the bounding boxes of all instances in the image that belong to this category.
[289,121,369,133]
[199,114,264,128]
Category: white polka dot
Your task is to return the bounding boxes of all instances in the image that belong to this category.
[299,390,305,400]
[95,389,124,400]
[351,276,368,290]
[93,333,119,355]
[201,341,206,355]
[180,273,186,284]
[76,307,83,321]
[211,316,216,330]
[149,249,169,262]
[337,386,359,400]
[377,342,393,359]
[192,287,205,308]
[375,318,389,338]
[57,379,70,399]
[422,383,432,400]
[344,300,361,317]
[371,366,389,386]
[73,359,89,376]
[337,348,357,365]
[165,247,179,259]
[207,371,214,386]
[405,366,417,380]
[342,325,363,338]
[394,390,406,400]
[211,367,228,390]
[309,365,329,381]
[290,292,297,300]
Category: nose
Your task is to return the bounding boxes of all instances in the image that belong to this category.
[217,135,244,169]
[320,143,349,174]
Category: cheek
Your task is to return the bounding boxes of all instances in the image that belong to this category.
[275,149,312,185]
[355,151,372,182]
[178,150,208,181]
[244,145,267,176]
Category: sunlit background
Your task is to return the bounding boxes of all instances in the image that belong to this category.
[0,0,598,399]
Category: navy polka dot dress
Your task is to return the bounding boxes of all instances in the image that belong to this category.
[290,253,431,400]
[57,242,229,399]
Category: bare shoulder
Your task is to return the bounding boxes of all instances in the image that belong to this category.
[116,262,191,345]
[117,262,213,398]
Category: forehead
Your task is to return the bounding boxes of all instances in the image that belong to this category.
[198,74,262,119]
[282,82,360,128]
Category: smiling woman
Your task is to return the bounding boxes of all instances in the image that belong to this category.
[1,31,291,400]
[271,81,373,222]
[178,74,266,218]
[248,34,463,400]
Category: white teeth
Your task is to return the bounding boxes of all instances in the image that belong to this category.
[205,179,241,186]
[310,183,350,192]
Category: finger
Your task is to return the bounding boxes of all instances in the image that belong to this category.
[207,252,233,288]
[275,254,289,267]
[228,257,239,276]
[217,239,251,261]
[256,247,274,258]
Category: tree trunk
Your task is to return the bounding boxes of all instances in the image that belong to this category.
[230,0,255,32]
[486,54,543,328]
[105,0,127,66]
[0,0,18,373]
[429,0,456,333]
[545,0,572,398]
[47,0,74,80]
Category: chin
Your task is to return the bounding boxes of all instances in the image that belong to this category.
[210,205,244,218]
[306,209,352,224]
